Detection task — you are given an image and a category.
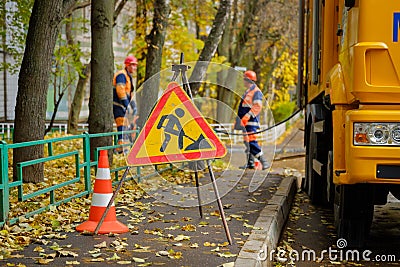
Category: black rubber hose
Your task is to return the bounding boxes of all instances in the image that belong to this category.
[214,109,302,136]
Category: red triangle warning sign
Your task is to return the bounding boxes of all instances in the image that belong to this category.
[126,82,227,166]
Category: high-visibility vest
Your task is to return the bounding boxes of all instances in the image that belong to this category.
[113,68,133,108]
[238,84,263,127]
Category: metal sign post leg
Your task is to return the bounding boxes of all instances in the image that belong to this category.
[194,163,203,218]
[170,53,229,241]
[94,167,131,235]
[206,160,232,245]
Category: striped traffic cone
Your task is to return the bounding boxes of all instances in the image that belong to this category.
[76,150,129,234]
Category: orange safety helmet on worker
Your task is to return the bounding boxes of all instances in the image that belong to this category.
[113,55,138,153]
[236,70,269,170]
[244,70,257,82]
[124,55,138,65]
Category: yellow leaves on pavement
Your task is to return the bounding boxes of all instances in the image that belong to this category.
[106,253,121,261]
[56,250,79,257]
[132,243,151,252]
[165,225,180,230]
[210,210,220,217]
[217,252,237,258]
[111,239,129,252]
[203,241,216,247]
[243,222,263,230]
[156,249,182,259]
[144,228,163,236]
[173,234,191,241]
[94,241,107,248]
[218,242,229,247]
[65,261,80,265]
[223,204,233,209]
[189,243,199,248]
[198,221,209,227]
[132,256,146,263]
[181,224,196,232]
[34,246,45,253]
[36,258,54,265]
[89,258,105,263]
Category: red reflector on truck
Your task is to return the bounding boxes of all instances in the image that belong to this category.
[355,133,369,143]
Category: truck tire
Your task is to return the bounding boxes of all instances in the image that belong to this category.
[304,124,327,205]
[334,184,374,247]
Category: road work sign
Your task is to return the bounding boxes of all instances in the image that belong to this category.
[126,82,227,166]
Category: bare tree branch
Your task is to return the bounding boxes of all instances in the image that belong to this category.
[62,0,81,16]
[114,0,128,22]
[64,0,91,16]
[189,0,232,95]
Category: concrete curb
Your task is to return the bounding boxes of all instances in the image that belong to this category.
[235,176,297,267]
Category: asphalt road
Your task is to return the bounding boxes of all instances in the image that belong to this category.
[276,192,400,267]
[273,122,400,267]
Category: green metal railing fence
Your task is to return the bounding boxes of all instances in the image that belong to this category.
[0,130,172,227]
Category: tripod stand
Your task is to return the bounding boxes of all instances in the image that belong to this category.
[170,53,232,245]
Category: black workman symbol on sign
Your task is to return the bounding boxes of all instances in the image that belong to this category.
[157,108,185,152]
[157,107,212,152]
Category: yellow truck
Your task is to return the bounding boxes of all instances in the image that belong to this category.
[297,0,400,246]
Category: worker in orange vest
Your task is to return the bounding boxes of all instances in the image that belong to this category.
[235,70,270,170]
[112,55,138,154]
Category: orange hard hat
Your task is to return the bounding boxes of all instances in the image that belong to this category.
[124,55,138,65]
[244,70,257,81]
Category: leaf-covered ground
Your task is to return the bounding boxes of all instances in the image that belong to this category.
[1,168,282,266]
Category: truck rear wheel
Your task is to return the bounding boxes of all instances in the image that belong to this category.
[334,184,374,247]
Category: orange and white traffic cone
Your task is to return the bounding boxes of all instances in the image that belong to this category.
[76,150,129,234]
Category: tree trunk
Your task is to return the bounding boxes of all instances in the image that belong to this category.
[214,0,259,124]
[88,0,114,160]
[134,0,148,88]
[216,70,238,123]
[67,63,90,134]
[230,0,258,67]
[66,14,87,134]
[67,1,128,134]
[228,0,238,61]
[216,8,235,123]
[188,0,232,96]
[137,0,170,129]
[13,0,76,183]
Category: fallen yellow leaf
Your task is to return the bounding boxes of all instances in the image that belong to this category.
[217,252,237,258]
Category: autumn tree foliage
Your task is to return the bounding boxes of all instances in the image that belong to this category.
[134,0,298,124]
[6,0,299,183]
